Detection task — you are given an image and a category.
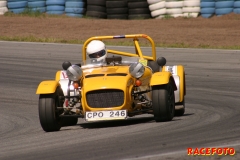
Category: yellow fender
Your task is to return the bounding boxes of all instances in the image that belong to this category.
[150,72,177,90]
[36,80,60,94]
[163,65,186,103]
[55,71,61,81]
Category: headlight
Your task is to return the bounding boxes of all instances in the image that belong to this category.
[129,62,145,78]
[66,65,83,81]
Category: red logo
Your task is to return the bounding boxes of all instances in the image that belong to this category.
[187,147,235,156]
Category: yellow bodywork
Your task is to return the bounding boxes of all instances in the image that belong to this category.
[163,65,186,102]
[150,71,172,86]
[36,71,63,94]
[36,80,59,94]
[81,75,134,112]
[36,34,186,117]
[80,65,153,113]
[55,71,61,82]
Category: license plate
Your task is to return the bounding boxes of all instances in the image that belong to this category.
[85,110,127,121]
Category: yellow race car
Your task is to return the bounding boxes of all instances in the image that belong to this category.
[36,34,186,132]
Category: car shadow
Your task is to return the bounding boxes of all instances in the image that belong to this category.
[60,113,195,131]
[172,113,194,121]
[78,116,155,129]
[180,113,194,117]
[77,113,194,129]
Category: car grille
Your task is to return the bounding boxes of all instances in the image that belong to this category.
[86,89,124,108]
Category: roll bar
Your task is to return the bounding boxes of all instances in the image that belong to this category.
[82,34,156,61]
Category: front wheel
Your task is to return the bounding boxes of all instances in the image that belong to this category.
[38,87,63,132]
[152,82,175,122]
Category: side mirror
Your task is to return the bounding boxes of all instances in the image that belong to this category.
[157,57,166,67]
[62,61,72,70]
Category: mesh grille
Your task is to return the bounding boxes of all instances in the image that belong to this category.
[86,89,124,108]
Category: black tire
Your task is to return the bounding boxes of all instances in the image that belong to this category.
[107,14,128,19]
[175,99,185,116]
[129,8,150,14]
[38,87,64,132]
[128,1,149,9]
[147,60,159,73]
[152,82,175,122]
[87,5,106,12]
[106,1,127,8]
[87,0,106,6]
[106,8,128,14]
[61,117,78,126]
[128,14,151,19]
[86,11,107,19]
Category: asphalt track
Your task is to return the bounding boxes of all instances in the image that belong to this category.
[0,41,240,160]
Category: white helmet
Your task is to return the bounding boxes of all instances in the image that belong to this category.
[86,40,107,62]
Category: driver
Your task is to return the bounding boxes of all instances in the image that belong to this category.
[86,40,107,62]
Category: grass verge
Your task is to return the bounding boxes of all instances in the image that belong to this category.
[1,35,240,50]
[3,9,68,18]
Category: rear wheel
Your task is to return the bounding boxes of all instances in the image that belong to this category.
[38,87,64,132]
[152,82,175,122]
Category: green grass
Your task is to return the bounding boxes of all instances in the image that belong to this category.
[162,14,174,20]
[1,35,240,50]
[0,35,84,44]
[4,8,44,17]
[3,8,71,18]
